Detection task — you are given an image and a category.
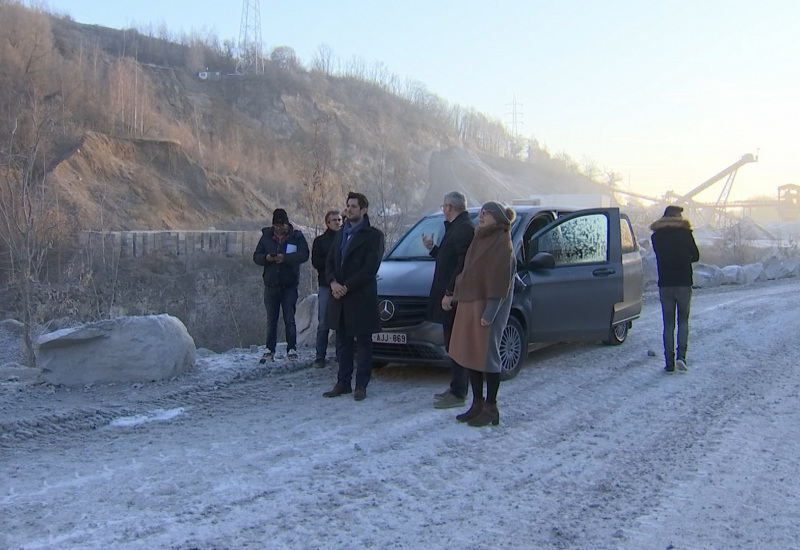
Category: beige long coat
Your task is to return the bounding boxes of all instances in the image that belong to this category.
[448,255,515,373]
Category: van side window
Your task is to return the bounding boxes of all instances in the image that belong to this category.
[620,217,637,253]
[524,215,553,260]
[536,213,608,265]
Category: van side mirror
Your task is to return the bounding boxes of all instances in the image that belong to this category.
[529,252,555,270]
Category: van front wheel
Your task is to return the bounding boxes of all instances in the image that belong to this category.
[499,317,526,381]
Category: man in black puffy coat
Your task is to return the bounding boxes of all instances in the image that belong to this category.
[253,208,309,362]
[650,205,700,373]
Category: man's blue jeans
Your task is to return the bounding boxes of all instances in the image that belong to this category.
[263,284,298,352]
[315,286,332,361]
[659,286,692,367]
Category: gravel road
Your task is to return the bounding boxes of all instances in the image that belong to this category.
[2,278,799,549]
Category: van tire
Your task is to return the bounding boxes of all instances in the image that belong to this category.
[604,321,629,345]
[499,317,526,381]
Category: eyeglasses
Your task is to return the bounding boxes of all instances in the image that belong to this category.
[441,203,451,210]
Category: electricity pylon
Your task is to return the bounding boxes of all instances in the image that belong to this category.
[237,0,264,74]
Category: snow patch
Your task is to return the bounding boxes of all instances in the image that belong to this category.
[109,408,185,428]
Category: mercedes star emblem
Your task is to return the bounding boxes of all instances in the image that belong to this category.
[378,299,395,322]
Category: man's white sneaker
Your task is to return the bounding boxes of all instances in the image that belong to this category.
[676,359,688,372]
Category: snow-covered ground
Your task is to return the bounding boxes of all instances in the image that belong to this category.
[2,278,800,549]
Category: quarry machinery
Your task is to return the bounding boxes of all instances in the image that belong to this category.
[672,153,757,227]
[615,153,758,228]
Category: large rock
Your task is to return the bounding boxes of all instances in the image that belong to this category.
[742,263,766,284]
[763,256,793,280]
[641,251,658,289]
[721,265,746,285]
[785,257,800,276]
[295,293,318,348]
[37,314,195,386]
[693,263,723,288]
[295,293,334,349]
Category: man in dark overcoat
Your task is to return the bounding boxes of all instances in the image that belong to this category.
[422,191,475,409]
[322,192,385,401]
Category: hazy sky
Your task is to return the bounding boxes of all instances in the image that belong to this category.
[43,0,799,202]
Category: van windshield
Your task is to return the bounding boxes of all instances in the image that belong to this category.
[386,212,479,260]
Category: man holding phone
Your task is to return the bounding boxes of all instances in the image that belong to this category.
[253,208,309,363]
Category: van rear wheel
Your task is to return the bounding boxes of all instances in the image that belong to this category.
[499,317,526,381]
[604,321,629,345]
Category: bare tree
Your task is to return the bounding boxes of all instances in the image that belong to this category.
[0,91,63,368]
[296,116,341,233]
[310,43,334,76]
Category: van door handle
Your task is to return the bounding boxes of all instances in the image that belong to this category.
[592,268,616,277]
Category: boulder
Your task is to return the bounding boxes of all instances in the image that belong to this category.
[295,293,318,348]
[693,263,723,288]
[295,293,334,349]
[641,251,658,289]
[743,263,766,284]
[763,256,793,280]
[782,257,800,277]
[0,318,25,335]
[37,314,195,386]
[721,265,746,285]
[0,318,27,365]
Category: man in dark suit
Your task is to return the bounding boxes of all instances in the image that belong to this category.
[422,191,475,408]
[323,192,385,401]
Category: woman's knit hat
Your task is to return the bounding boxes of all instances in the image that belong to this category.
[482,201,516,227]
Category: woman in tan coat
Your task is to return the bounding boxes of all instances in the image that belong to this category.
[442,201,516,426]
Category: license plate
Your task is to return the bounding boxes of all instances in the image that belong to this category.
[372,332,407,344]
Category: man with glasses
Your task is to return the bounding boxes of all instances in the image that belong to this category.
[253,208,309,363]
[311,210,343,368]
[422,191,475,409]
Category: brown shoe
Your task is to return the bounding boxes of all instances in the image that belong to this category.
[323,383,352,398]
[467,402,499,427]
[456,398,484,422]
[353,386,367,401]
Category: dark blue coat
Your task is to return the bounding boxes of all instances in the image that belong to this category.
[253,225,310,287]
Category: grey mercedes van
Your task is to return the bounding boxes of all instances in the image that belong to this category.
[372,205,643,379]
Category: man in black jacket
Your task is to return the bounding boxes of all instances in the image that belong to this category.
[323,192,385,401]
[253,208,310,363]
[650,205,700,373]
[422,191,475,408]
[311,210,343,368]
